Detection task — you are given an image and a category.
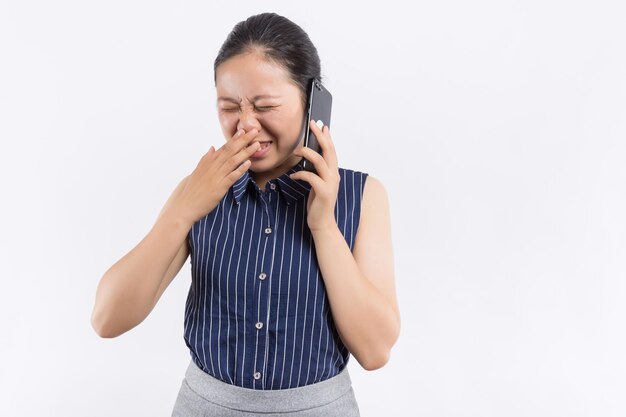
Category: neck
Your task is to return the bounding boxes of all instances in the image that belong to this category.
[250,154,302,191]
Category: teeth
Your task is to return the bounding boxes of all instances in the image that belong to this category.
[259,142,271,149]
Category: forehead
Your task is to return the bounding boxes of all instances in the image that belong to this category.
[215,53,299,99]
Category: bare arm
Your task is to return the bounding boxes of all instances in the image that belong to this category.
[90,176,193,338]
[310,176,400,370]
[91,128,262,338]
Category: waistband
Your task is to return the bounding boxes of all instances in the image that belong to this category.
[182,358,354,413]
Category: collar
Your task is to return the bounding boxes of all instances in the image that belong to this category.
[232,159,312,206]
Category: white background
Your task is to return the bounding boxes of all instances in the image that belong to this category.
[1,1,625,416]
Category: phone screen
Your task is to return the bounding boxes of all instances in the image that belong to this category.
[301,78,333,174]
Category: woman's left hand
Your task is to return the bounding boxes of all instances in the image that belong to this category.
[289,120,340,233]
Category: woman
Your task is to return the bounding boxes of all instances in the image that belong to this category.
[91,12,400,416]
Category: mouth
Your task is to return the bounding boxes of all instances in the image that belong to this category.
[251,141,272,158]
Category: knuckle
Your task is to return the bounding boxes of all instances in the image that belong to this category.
[227,156,241,169]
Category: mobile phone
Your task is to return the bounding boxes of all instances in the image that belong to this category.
[301,78,333,174]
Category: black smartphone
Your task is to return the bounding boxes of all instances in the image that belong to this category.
[301,78,333,174]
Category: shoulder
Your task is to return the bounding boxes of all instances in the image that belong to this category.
[337,166,370,186]
[338,166,368,176]
[362,175,385,194]
[337,165,383,192]
[336,167,387,205]
[361,175,388,213]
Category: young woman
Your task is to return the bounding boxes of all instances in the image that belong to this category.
[91,12,400,416]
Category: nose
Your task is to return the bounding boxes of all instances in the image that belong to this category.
[236,106,262,133]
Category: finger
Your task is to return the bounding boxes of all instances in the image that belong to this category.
[309,120,329,152]
[289,169,325,191]
[232,129,245,139]
[234,159,252,174]
[241,129,263,152]
[294,146,330,180]
[246,141,261,155]
[240,128,259,144]
[309,120,338,169]
[228,128,257,146]
[234,140,260,167]
[221,129,259,159]
[201,145,216,162]
[323,125,338,168]
[218,130,245,156]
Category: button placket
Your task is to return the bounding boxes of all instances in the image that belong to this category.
[252,188,278,388]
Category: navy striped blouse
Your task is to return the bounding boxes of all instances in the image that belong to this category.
[183,159,369,390]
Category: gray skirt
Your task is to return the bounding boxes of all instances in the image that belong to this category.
[171,359,361,416]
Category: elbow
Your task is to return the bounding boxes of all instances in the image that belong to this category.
[91,310,110,338]
[91,307,121,339]
[90,277,141,339]
[360,323,400,371]
[360,349,390,371]
[91,310,139,339]
[93,327,116,339]
[92,319,122,339]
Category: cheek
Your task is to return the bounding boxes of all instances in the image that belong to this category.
[218,114,238,137]
[269,112,299,129]
[218,113,236,126]
[276,115,302,135]
[260,113,288,131]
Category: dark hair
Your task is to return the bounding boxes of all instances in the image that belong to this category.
[213,12,322,109]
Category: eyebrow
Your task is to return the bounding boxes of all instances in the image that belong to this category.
[217,94,281,103]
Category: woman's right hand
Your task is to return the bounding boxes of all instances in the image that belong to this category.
[174,128,261,224]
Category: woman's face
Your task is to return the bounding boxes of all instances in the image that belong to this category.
[215,52,307,181]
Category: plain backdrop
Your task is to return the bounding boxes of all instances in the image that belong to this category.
[1,1,625,416]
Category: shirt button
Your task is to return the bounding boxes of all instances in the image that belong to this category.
[259,272,267,280]
[265,227,272,234]
[270,183,276,190]
[254,372,262,380]
[255,322,263,329]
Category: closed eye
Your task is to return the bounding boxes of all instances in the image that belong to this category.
[221,106,275,112]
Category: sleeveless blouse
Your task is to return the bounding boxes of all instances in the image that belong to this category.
[184,159,369,389]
